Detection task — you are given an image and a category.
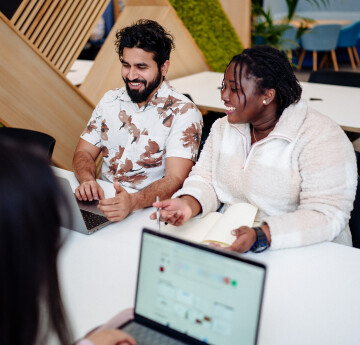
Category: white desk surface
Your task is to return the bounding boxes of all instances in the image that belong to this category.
[169,71,360,133]
[66,60,94,86]
[54,167,360,345]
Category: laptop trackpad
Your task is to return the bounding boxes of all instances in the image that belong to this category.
[76,198,106,216]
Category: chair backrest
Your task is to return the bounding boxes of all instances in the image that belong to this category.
[0,127,55,161]
[281,25,298,51]
[10,0,110,74]
[300,24,341,51]
[349,151,360,249]
[337,20,360,48]
[308,70,360,87]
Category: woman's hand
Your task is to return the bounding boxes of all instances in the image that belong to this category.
[211,224,271,253]
[150,196,200,226]
[86,329,136,345]
[228,226,257,252]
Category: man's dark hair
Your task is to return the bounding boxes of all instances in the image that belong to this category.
[229,45,302,118]
[115,19,175,69]
[0,139,72,345]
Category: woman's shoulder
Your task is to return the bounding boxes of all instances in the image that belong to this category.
[211,115,229,131]
[304,104,347,138]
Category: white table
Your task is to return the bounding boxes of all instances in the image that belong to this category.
[55,168,360,345]
[170,71,360,133]
[66,60,94,86]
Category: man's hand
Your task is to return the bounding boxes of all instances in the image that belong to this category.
[98,181,134,222]
[75,180,105,201]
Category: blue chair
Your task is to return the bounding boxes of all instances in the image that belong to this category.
[280,25,299,61]
[298,24,342,71]
[336,21,360,70]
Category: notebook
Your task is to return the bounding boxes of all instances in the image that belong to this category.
[119,228,266,345]
[57,176,111,234]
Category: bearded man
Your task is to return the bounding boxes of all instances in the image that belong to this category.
[73,19,203,222]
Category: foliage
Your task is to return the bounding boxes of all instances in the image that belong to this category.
[252,0,330,49]
[285,0,330,21]
[168,0,243,72]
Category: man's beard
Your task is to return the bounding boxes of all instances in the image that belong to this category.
[124,70,163,104]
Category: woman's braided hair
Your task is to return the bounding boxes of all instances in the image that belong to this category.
[229,45,302,118]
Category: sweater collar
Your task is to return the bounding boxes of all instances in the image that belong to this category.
[230,99,308,142]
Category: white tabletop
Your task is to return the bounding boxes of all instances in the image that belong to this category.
[54,168,360,345]
[66,60,94,86]
[169,71,360,133]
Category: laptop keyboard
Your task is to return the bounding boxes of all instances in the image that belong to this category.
[80,209,108,230]
[121,322,187,345]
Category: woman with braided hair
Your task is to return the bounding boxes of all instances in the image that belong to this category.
[152,45,357,253]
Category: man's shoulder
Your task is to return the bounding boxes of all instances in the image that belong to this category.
[162,81,193,103]
[150,81,201,117]
[100,88,128,104]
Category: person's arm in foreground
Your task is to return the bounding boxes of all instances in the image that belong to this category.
[98,157,194,222]
[73,138,104,201]
[78,329,136,345]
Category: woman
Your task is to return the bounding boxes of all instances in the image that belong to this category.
[0,139,135,345]
[152,45,357,252]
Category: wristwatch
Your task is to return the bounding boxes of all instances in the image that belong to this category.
[250,227,270,253]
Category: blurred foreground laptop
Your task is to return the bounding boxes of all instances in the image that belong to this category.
[119,228,266,345]
[57,176,110,234]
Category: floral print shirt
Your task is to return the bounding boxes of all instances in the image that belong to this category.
[81,81,203,190]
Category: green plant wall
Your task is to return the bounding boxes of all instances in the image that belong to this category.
[169,0,243,72]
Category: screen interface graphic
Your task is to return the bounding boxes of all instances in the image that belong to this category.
[136,233,265,345]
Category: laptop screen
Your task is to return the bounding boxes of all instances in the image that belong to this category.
[135,230,266,345]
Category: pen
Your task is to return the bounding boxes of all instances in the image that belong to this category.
[156,196,161,232]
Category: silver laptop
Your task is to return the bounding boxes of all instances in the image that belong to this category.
[119,228,266,345]
[57,176,111,234]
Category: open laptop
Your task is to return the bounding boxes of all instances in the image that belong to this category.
[57,176,111,234]
[119,228,266,345]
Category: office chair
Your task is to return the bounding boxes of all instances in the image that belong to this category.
[349,151,360,249]
[336,21,360,70]
[280,25,299,61]
[298,24,342,71]
[0,127,56,161]
[308,70,360,88]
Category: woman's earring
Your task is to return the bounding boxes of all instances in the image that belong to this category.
[263,99,267,105]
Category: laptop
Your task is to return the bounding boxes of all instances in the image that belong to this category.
[119,228,266,345]
[57,176,111,234]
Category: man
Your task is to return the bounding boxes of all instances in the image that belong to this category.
[73,19,203,222]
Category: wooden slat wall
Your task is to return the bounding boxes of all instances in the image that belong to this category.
[0,12,94,170]
[80,0,210,105]
[11,0,111,74]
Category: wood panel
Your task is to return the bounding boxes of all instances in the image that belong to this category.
[11,0,110,74]
[0,12,94,170]
[80,0,210,105]
[219,0,251,48]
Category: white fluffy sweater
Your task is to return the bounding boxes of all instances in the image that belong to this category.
[173,100,357,250]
